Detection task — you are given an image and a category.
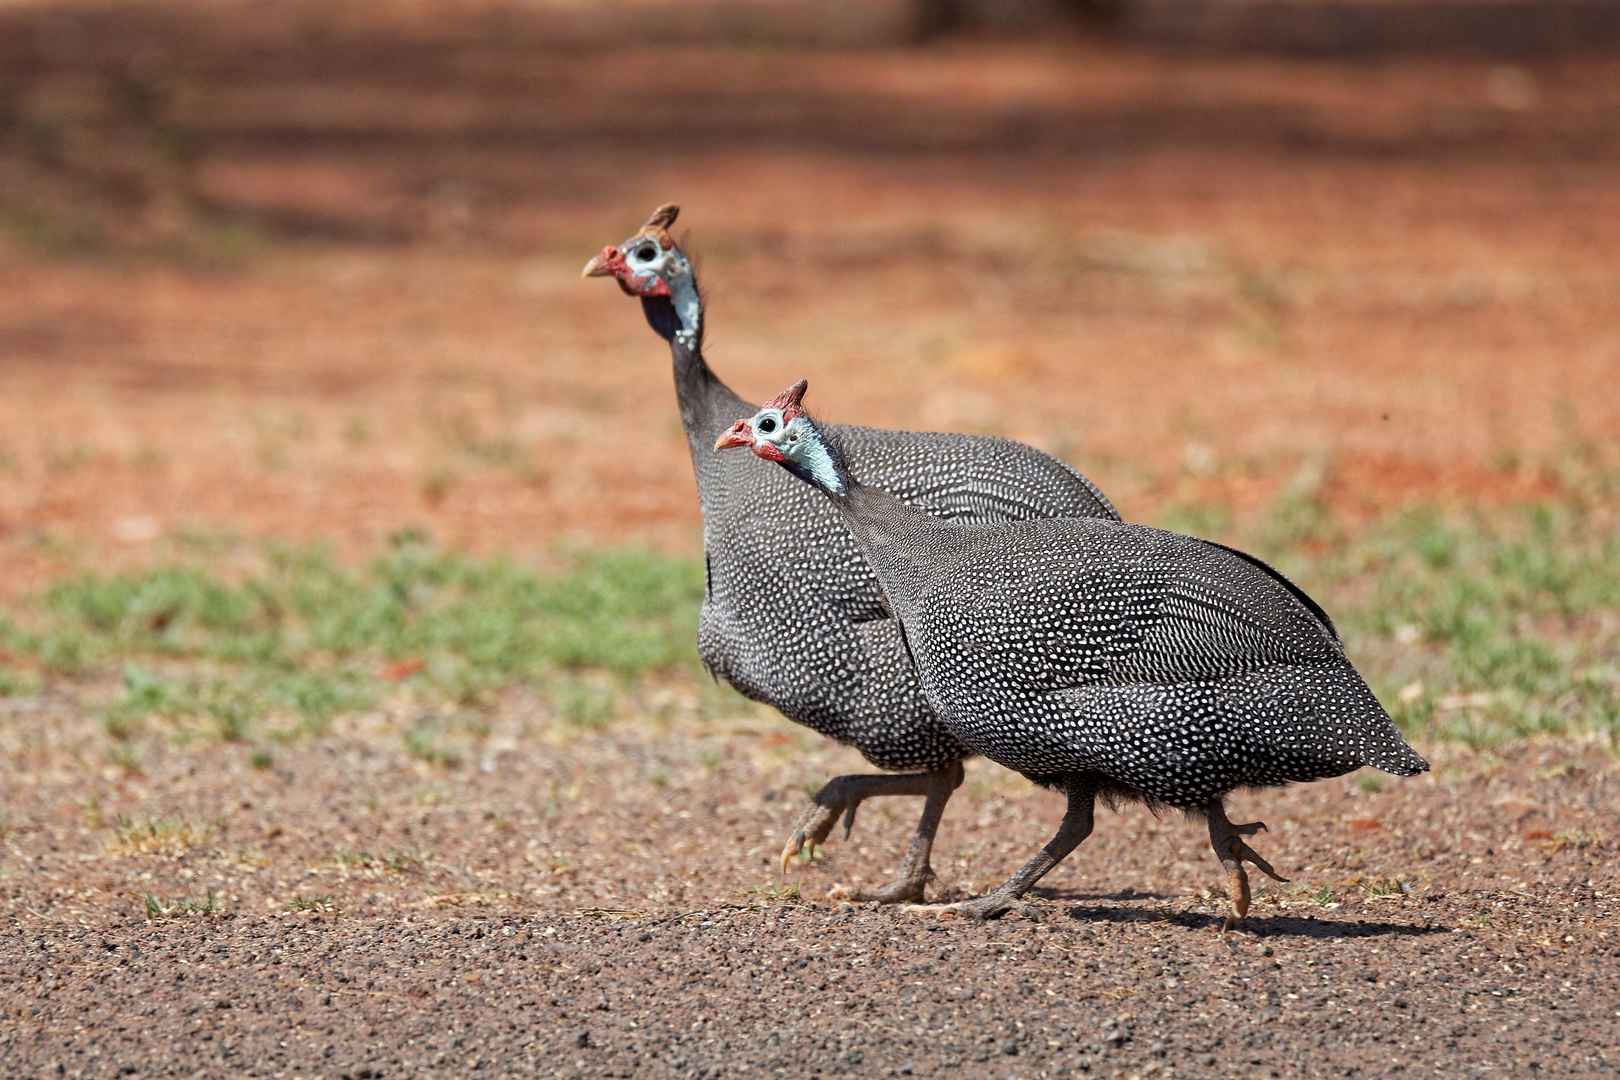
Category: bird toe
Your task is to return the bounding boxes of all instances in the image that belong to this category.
[902,896,1017,921]
[779,835,806,877]
[829,877,930,905]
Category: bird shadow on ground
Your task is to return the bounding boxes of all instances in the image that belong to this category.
[1019,887,1178,904]
[1062,904,1448,940]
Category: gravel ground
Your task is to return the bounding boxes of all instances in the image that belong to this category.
[2,698,1617,1078]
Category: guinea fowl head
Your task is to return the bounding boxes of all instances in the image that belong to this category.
[715,379,849,495]
[582,203,702,348]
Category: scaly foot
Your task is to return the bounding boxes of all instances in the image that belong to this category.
[903,773,1101,922]
[902,890,1024,921]
[828,873,932,905]
[1207,808,1288,931]
[778,772,928,874]
[776,767,961,907]
[779,799,845,876]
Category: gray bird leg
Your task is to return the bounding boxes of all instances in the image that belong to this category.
[906,772,1100,920]
[1206,798,1289,931]
[782,763,964,904]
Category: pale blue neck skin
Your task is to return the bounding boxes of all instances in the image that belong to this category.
[751,411,846,495]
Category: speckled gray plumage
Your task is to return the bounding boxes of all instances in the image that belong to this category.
[757,425,1428,807]
[670,339,1118,773]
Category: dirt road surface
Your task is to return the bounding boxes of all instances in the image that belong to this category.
[3,701,1617,1078]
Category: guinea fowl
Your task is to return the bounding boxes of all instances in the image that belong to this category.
[584,205,1119,902]
[716,380,1428,924]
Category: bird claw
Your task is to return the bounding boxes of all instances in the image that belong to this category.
[773,768,957,899]
[779,803,843,876]
[1223,868,1252,930]
[841,802,860,840]
[778,836,803,878]
[778,777,887,876]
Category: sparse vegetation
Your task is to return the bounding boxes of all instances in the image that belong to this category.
[284,894,333,912]
[419,466,458,506]
[103,814,224,857]
[1548,829,1602,852]
[404,720,457,765]
[0,460,1615,757]
[1163,451,1620,751]
[554,677,618,729]
[133,890,220,919]
[333,849,429,874]
[0,664,42,697]
[1331,502,1618,747]
[753,881,802,902]
[0,537,704,748]
[1361,876,1408,898]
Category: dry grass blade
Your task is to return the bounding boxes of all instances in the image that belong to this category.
[102,815,224,857]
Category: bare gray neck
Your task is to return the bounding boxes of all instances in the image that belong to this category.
[670,338,751,500]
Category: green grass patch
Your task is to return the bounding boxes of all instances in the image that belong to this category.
[1271,500,1620,748]
[404,720,458,766]
[132,890,220,919]
[1,468,1617,754]
[0,534,704,745]
[1148,444,1620,750]
[284,894,333,913]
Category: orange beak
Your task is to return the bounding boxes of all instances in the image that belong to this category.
[582,247,619,278]
[714,420,755,451]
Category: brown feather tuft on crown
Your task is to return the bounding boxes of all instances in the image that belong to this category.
[636,203,679,250]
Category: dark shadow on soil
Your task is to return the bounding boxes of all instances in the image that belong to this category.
[1066,904,1448,939]
[1032,888,1178,902]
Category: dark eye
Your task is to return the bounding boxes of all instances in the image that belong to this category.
[757,417,777,434]
[636,245,657,262]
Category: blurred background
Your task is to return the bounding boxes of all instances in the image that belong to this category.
[1,0,1618,754]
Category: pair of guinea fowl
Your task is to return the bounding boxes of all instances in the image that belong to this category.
[585,204,1426,924]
